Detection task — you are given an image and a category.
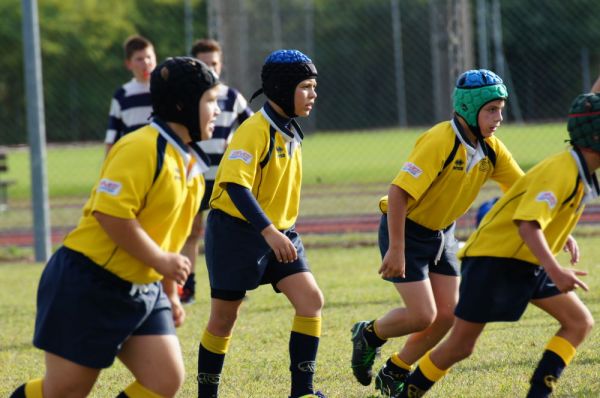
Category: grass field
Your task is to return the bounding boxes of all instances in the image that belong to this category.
[1,240,599,397]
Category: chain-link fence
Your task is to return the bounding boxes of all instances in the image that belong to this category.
[1,0,600,253]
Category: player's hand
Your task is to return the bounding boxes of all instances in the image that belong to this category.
[547,266,589,293]
[261,224,297,263]
[379,248,405,279]
[563,235,580,265]
[153,252,191,285]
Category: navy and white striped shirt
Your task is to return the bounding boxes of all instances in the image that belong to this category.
[104,79,152,144]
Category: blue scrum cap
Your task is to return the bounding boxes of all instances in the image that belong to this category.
[251,49,317,117]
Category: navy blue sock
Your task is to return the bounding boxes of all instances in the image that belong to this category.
[9,384,26,398]
[363,320,387,347]
[198,344,225,398]
[526,350,566,398]
[399,367,435,398]
[289,331,319,397]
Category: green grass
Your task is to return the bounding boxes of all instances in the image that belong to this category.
[2,122,569,200]
[1,238,599,397]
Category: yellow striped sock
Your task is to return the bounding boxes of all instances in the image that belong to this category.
[546,335,576,365]
[123,381,164,398]
[24,379,43,398]
[292,315,322,337]
[391,352,413,371]
[201,329,231,355]
[419,351,449,382]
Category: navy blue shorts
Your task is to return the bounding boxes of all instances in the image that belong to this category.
[378,214,460,283]
[33,246,176,369]
[205,210,310,300]
[455,256,561,323]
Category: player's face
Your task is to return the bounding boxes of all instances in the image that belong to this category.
[126,47,156,82]
[294,78,317,117]
[199,85,221,141]
[195,51,223,77]
[478,99,505,137]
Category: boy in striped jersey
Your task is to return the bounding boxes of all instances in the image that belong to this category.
[104,35,156,154]
[179,39,254,304]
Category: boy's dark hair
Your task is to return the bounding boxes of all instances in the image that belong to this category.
[190,39,222,57]
[123,35,153,60]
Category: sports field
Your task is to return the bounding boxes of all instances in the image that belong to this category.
[1,241,599,397]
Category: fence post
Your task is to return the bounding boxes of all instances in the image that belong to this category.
[22,0,51,262]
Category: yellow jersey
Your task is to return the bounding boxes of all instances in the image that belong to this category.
[210,105,303,230]
[64,121,206,283]
[380,119,523,230]
[459,149,599,264]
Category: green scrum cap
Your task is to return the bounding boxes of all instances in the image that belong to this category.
[567,93,600,152]
[453,69,508,129]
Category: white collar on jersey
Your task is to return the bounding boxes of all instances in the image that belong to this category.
[451,118,486,173]
[151,120,210,182]
[570,148,600,206]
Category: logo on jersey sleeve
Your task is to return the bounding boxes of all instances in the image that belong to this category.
[401,162,423,178]
[229,149,253,164]
[97,178,122,196]
[536,191,557,209]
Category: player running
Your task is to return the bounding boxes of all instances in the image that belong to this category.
[351,69,524,397]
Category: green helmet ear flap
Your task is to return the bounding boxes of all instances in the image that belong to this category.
[453,69,508,128]
[567,93,600,152]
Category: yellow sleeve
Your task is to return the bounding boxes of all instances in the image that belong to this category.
[512,166,571,230]
[217,121,269,191]
[391,131,449,202]
[90,137,155,219]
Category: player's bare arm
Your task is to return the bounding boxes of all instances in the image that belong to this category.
[379,184,409,278]
[518,220,588,292]
[93,211,191,284]
[261,224,298,263]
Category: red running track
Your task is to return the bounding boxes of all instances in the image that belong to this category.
[1,205,600,247]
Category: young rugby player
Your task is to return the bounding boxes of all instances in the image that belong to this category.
[350,69,524,397]
[397,92,599,398]
[10,57,220,398]
[196,49,325,398]
[104,35,156,155]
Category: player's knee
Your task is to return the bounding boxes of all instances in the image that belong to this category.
[159,372,185,397]
[434,307,455,330]
[451,340,476,362]
[409,308,437,331]
[574,312,594,340]
[209,312,239,335]
[139,375,183,398]
[563,307,594,342]
[305,287,325,314]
